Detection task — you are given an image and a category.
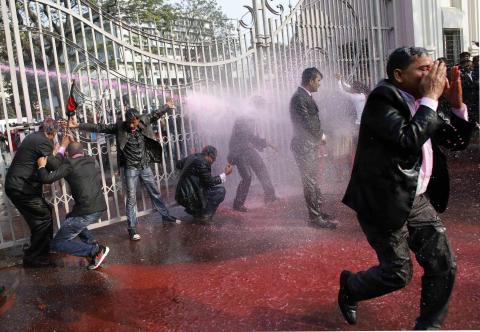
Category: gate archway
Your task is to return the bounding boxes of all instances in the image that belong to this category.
[0,0,392,249]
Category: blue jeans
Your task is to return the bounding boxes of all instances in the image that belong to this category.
[124,166,171,232]
[50,211,103,257]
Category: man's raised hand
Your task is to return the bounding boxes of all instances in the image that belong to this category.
[443,66,463,109]
[420,60,447,101]
[225,163,233,176]
[59,116,79,129]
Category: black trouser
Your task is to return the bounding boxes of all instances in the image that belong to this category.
[5,189,53,262]
[233,149,275,207]
[201,186,226,218]
[347,194,456,329]
[292,146,323,220]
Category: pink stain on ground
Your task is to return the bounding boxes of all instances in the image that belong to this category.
[0,153,478,331]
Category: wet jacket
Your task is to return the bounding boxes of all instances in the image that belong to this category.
[290,87,324,154]
[79,108,170,168]
[343,79,475,230]
[5,131,63,195]
[37,156,107,217]
[175,153,222,214]
[227,117,267,165]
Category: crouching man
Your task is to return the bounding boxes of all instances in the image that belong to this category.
[175,145,232,222]
[37,139,109,270]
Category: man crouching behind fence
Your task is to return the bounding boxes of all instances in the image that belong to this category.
[36,139,109,270]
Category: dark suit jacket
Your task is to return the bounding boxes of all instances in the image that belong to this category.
[342,79,475,230]
[289,87,323,154]
[5,131,63,194]
[79,108,169,167]
[175,153,222,214]
[37,156,107,217]
[227,117,267,164]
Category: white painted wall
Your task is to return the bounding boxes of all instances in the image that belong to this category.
[389,0,478,57]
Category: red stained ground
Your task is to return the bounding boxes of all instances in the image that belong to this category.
[0,153,479,331]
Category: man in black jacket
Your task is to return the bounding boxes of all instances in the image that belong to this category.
[339,47,475,329]
[290,67,337,229]
[36,140,109,270]
[175,145,232,222]
[459,59,479,124]
[67,102,180,241]
[227,116,277,212]
[5,118,66,267]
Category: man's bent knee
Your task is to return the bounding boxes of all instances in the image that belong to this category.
[383,260,413,289]
[219,186,226,198]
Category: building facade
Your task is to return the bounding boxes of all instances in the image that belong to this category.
[389,0,478,63]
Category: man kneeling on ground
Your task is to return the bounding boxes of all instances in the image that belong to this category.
[175,145,232,222]
[37,139,109,270]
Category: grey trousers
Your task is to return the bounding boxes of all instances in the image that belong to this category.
[347,194,456,329]
[292,146,323,220]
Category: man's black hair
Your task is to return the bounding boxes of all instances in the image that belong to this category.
[125,108,140,122]
[201,145,217,159]
[386,46,429,80]
[301,67,323,86]
[67,141,83,156]
[437,57,448,65]
[459,51,471,59]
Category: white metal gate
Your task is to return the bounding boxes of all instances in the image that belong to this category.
[0,0,393,249]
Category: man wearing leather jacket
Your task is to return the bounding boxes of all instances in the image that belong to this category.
[66,100,181,241]
[175,145,232,222]
[339,47,475,330]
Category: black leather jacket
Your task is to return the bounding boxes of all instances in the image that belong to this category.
[37,156,107,217]
[175,153,222,214]
[79,108,170,168]
[343,80,475,230]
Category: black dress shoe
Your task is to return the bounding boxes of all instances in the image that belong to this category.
[163,216,182,224]
[413,319,441,330]
[23,257,56,268]
[264,195,278,204]
[193,214,211,223]
[338,270,358,325]
[308,218,337,229]
[233,205,248,212]
[320,212,335,221]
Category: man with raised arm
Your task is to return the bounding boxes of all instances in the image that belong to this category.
[66,99,181,241]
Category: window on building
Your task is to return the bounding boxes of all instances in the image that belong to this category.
[443,29,462,65]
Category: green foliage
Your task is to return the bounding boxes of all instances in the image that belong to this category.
[98,0,234,40]
[174,0,235,39]
[97,0,178,26]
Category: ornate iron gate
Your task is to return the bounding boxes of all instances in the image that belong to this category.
[0,0,392,249]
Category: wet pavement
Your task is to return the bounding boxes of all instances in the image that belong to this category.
[0,152,479,331]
